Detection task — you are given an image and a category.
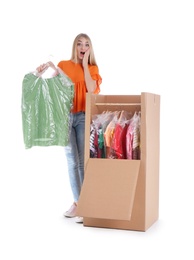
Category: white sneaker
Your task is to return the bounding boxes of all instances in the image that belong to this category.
[63,203,77,218]
[75,216,83,223]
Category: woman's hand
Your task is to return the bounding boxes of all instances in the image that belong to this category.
[36,61,57,73]
[82,48,90,68]
[36,63,47,73]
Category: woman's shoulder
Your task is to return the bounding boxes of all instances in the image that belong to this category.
[58,60,72,66]
[89,64,100,73]
[57,60,75,71]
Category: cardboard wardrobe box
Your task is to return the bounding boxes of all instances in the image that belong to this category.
[76,92,160,231]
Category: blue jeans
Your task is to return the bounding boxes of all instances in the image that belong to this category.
[64,112,85,203]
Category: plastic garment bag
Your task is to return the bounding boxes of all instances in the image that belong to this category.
[21,67,74,149]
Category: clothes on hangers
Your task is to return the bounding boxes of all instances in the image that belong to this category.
[90,110,141,160]
[21,71,74,149]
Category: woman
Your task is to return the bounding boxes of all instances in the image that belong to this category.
[37,33,102,223]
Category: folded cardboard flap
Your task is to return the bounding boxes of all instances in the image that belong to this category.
[76,159,140,221]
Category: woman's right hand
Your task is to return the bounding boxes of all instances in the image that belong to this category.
[36,61,57,73]
[36,63,47,73]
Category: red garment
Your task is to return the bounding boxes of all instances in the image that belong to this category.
[111,123,128,159]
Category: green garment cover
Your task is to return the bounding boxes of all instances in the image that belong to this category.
[21,72,74,149]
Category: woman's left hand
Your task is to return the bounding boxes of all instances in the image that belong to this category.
[82,48,90,67]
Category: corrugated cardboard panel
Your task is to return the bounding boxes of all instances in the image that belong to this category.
[77,159,140,221]
[141,92,160,229]
[77,92,160,231]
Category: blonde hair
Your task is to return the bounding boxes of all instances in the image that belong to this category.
[71,33,97,66]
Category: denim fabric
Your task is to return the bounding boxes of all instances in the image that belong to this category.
[64,112,85,203]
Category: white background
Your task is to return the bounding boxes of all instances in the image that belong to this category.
[0,0,194,259]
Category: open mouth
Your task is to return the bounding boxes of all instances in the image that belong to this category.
[80,52,85,55]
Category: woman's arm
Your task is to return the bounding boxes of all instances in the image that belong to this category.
[82,49,97,93]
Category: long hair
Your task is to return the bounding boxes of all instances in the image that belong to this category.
[70,33,97,66]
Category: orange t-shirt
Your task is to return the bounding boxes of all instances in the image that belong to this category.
[57,60,102,113]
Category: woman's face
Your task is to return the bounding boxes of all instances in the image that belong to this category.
[76,37,90,61]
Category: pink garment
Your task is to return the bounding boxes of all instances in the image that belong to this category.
[126,124,133,160]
